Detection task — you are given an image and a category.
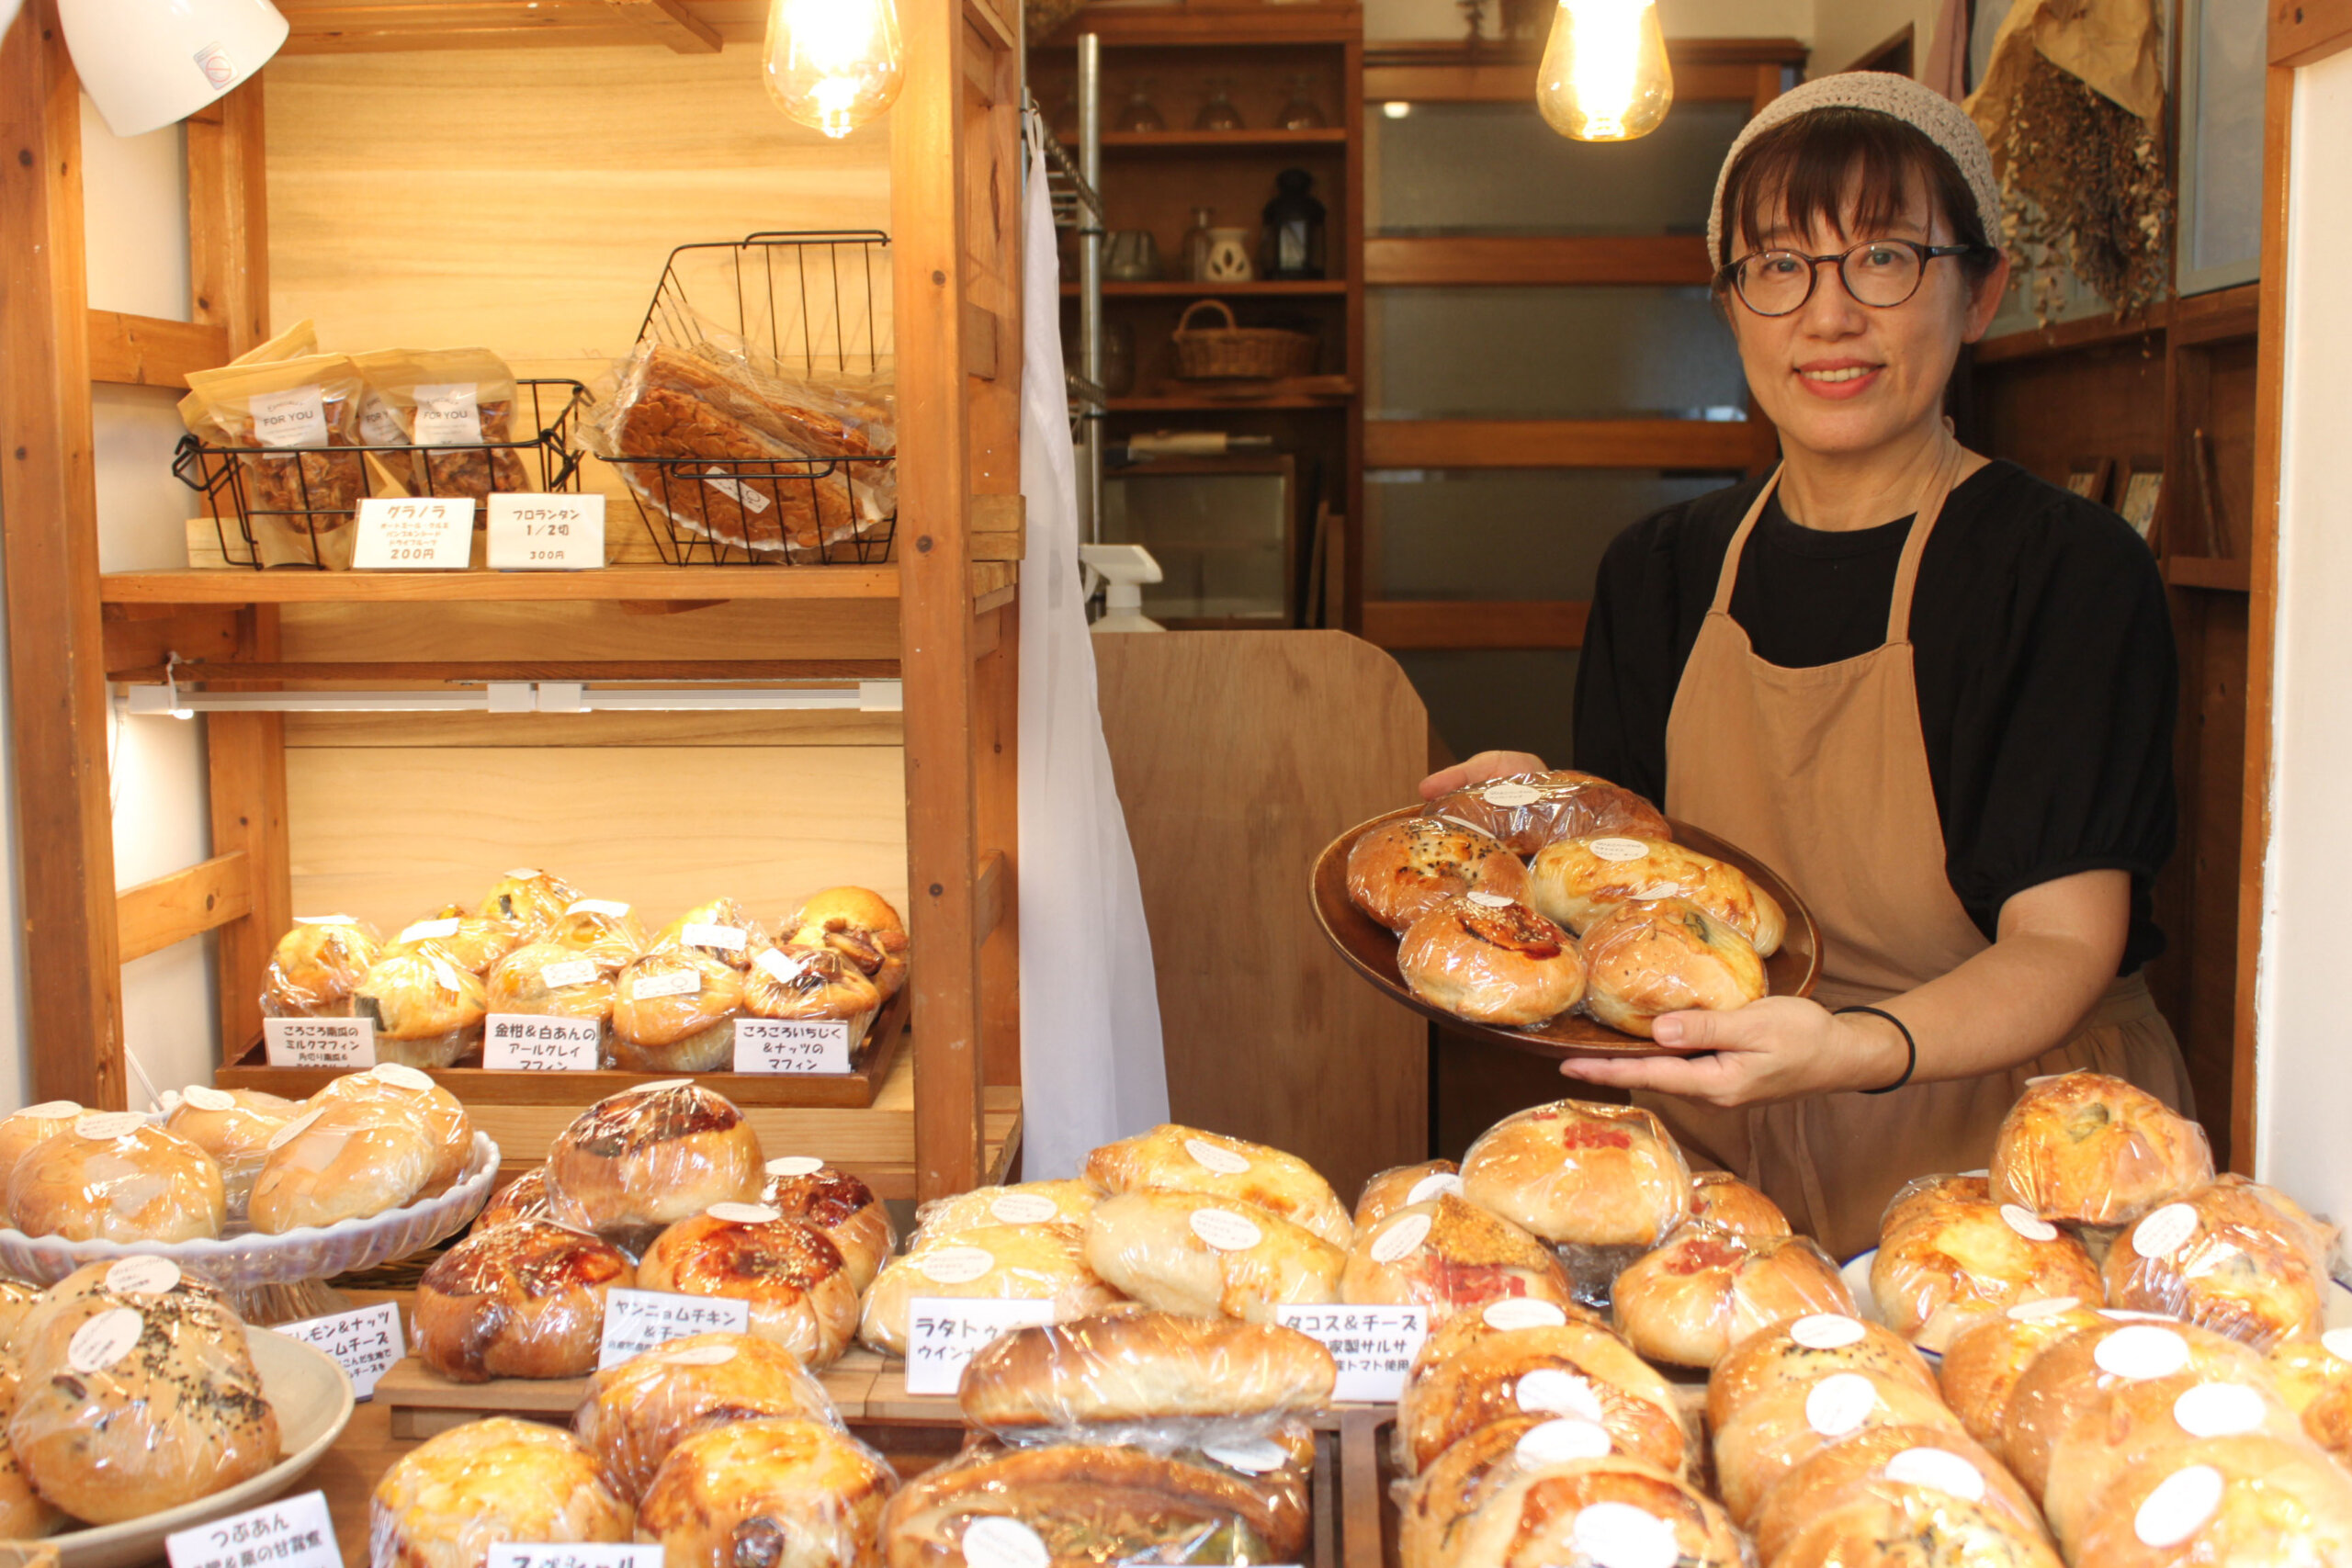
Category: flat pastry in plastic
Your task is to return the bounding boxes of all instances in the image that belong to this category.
[1998,1315,2267,1502]
[2064,1432,2352,1568]
[1577,897,1765,1038]
[1345,817,1528,932]
[1870,1176,2104,1351]
[1528,833,1785,953]
[1712,1365,1970,1525]
[1611,1226,1855,1369]
[1082,1191,1343,1323]
[248,1098,436,1232]
[261,916,383,1018]
[314,1063,474,1197]
[637,1206,860,1368]
[957,1310,1337,1436]
[6,1115,225,1243]
[1986,1069,2212,1227]
[1397,1315,1692,1478]
[860,1224,1122,1356]
[1422,771,1673,856]
[1085,1124,1351,1247]
[414,1218,632,1382]
[2101,1174,2336,1348]
[1687,1169,1790,1237]
[1707,1313,1940,1437]
[371,1416,632,1568]
[1748,1422,2048,1566]
[1436,1455,1747,1568]
[574,1331,839,1504]
[639,1416,897,1568]
[913,1179,1102,1244]
[1460,1100,1692,1249]
[1339,1193,1576,1329]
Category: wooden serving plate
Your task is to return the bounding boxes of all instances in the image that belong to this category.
[1309,807,1822,1059]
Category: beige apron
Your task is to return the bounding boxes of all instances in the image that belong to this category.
[1644,449,2193,1260]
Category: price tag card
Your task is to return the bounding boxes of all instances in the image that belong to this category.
[483,1015,602,1071]
[353,496,476,570]
[1274,1303,1429,1404]
[733,1019,853,1075]
[488,493,605,570]
[262,1016,375,1069]
[596,1288,751,1369]
[270,1302,404,1399]
[903,1297,1060,1395]
[166,1488,339,1568]
[489,1549,664,1568]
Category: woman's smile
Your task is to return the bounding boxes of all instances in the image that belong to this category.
[1794,357,1883,398]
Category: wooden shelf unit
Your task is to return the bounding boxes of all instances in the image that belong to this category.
[0,0,1026,1198]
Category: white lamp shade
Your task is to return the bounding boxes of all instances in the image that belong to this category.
[58,0,289,139]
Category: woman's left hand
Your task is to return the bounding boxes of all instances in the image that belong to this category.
[1555,998,1910,1106]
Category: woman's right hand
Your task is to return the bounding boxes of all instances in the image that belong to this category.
[1418,750,1548,800]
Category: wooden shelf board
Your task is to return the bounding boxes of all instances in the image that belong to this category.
[1068,280,1349,298]
[1099,129,1350,152]
[2163,555,2254,592]
[97,566,903,605]
[1035,7,1363,47]
[1107,389,1353,411]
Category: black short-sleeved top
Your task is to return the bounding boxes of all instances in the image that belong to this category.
[1572,459,2177,975]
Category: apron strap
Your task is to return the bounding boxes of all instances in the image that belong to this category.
[1707,466,1785,615]
[1883,440,1968,644]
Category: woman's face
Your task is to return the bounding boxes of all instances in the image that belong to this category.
[1724,176,2007,460]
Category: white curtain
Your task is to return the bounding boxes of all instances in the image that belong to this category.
[1014,119,1170,1176]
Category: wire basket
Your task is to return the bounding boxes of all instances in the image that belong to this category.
[173,379,590,570]
[599,231,898,567]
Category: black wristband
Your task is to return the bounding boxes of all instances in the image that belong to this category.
[1834,1005,1917,1095]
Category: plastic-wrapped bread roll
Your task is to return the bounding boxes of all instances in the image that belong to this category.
[1460,1100,1692,1250]
[1355,1160,1461,1231]
[248,1098,436,1232]
[1987,1070,2212,1228]
[1396,1414,1689,1568]
[638,1416,897,1568]
[476,1167,556,1233]
[479,868,582,936]
[354,950,488,1069]
[10,1258,222,1358]
[1747,1422,2047,1566]
[1396,1315,1692,1479]
[260,916,382,1019]
[1687,1169,1790,1237]
[413,1219,632,1382]
[1773,1485,2063,1568]
[574,1332,840,1504]
[1437,1455,1747,1568]
[782,887,910,1001]
[485,941,619,1046]
[543,1080,764,1246]
[1527,834,1785,953]
[314,1063,474,1197]
[1082,1192,1341,1323]
[8,1285,277,1523]
[1396,895,1587,1029]
[2041,1362,2304,1555]
[859,1224,1123,1356]
[1085,1124,1352,1247]
[164,1087,297,1219]
[1707,1313,1940,1435]
[611,952,743,1075]
[1422,771,1672,856]
[1340,1194,1576,1329]
[1999,1316,2268,1502]
[956,1311,1336,1438]
[2267,1329,2352,1466]
[1345,817,1528,932]
[637,1205,861,1369]
[387,908,526,977]
[1711,1365,1970,1525]
[0,1280,42,1353]
[2065,1433,2352,1567]
[913,1179,1102,1244]
[371,1416,632,1568]
[1577,897,1766,1039]
[546,899,650,971]
[1934,1297,2109,1452]
[2102,1175,2337,1348]
[1611,1226,1855,1369]
[758,1158,895,1292]
[6,1114,224,1243]
[739,944,882,1053]
[0,1102,80,1183]
[0,1427,62,1541]
[651,897,766,971]
[1870,1179,2104,1352]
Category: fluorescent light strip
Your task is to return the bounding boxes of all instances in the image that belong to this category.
[117,680,903,716]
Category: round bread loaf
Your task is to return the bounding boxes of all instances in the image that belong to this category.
[757,1159,894,1291]
[636,1206,860,1368]
[0,1433,62,1540]
[2267,1329,2352,1467]
[1707,1313,1940,1439]
[1354,1160,1461,1231]
[354,950,487,1068]
[1999,1317,2267,1502]
[1687,1169,1790,1237]
[485,939,620,1040]
[1578,897,1766,1038]
[1084,1123,1352,1247]
[1396,895,1586,1028]
[371,1416,631,1568]
[1396,1413,1649,1568]
[1987,1070,2212,1227]
[414,1218,632,1382]
[1713,1366,1970,1525]
[1749,1422,2046,1566]
[544,900,649,970]
[1932,1297,2109,1452]
[860,1224,1121,1357]
[1773,1484,2064,1568]
[0,1101,80,1185]
[957,1310,1338,1434]
[1397,1315,1692,1478]
[1460,1099,1692,1249]
[610,952,743,1074]
[638,1416,896,1568]
[10,1258,221,1356]
[248,1098,436,1232]
[1423,771,1672,856]
[164,1087,297,1219]
[1438,1455,1747,1568]
[0,1280,42,1354]
[1081,1190,1344,1323]
[782,886,908,1000]
[1345,817,1528,932]
[2065,1433,2352,1567]
[651,897,764,971]
[1880,1171,1993,1234]
[1528,833,1785,953]
[6,1114,224,1243]
[911,1179,1101,1245]
[476,1166,555,1233]
[1340,1193,1577,1329]
[573,1331,838,1503]
[2041,1361,2303,1555]
[478,867,583,935]
[386,908,526,976]
[1611,1226,1855,1369]
[737,944,881,1048]
[543,1081,763,1243]
[261,916,382,1018]
[1871,1190,2104,1352]
[313,1064,473,1197]
[2102,1175,2335,1348]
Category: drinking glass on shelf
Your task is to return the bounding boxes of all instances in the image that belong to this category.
[1195,80,1245,132]
[1115,81,1165,134]
[1277,76,1328,130]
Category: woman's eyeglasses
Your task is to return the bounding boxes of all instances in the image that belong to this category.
[1718,239,1983,317]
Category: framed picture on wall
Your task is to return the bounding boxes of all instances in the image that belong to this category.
[2117,457,2164,548]
[2066,456,2115,506]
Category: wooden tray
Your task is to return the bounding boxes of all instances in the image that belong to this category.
[1309,807,1820,1059]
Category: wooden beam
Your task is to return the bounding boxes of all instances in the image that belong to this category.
[108,659,899,682]
[1364,235,1713,288]
[974,849,1005,943]
[118,852,253,964]
[963,301,1000,382]
[0,1,129,1108]
[185,77,267,355]
[604,0,722,52]
[2269,0,2352,65]
[1360,599,1589,650]
[970,492,1024,562]
[86,310,231,389]
[1363,418,1757,470]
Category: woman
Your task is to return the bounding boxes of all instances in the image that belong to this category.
[1420,74,2190,1259]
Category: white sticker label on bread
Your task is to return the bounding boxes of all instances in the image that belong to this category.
[2133,1202,2199,1259]
[988,1192,1061,1225]
[1463,891,1514,908]
[2097,1325,2194,1381]
[1568,1502,1679,1568]
[634,1079,695,1095]
[1883,1447,1986,1502]
[680,923,747,952]
[1190,1208,1263,1252]
[1371,1212,1432,1263]
[2134,1463,2223,1549]
[107,1258,181,1296]
[180,1086,235,1112]
[1184,1137,1251,1175]
[14,1100,79,1121]
[1479,782,1543,807]
[1275,1303,1429,1404]
[1203,1438,1289,1476]
[1406,1172,1464,1205]
[75,1111,148,1140]
[706,1202,780,1225]
[1515,1418,1612,1466]
[538,958,600,989]
[1588,837,1648,862]
[68,1306,143,1373]
[266,1108,324,1151]
[2000,1204,2059,1242]
[503,868,541,881]
[294,915,360,927]
[903,1296,1060,1395]
[657,1344,737,1366]
[1790,1314,1867,1349]
[2008,1295,2084,1322]
[371,1064,435,1092]
[597,1288,751,1369]
[1513,1368,1606,1421]
[2324,1328,2352,1362]
[767,1156,826,1178]
[399,919,460,942]
[263,1016,376,1070]
[566,899,632,919]
[631,967,702,1000]
[959,1517,1049,1568]
[1805,1372,1879,1436]
[1483,1299,1568,1332]
[2173,1382,2268,1438]
[703,468,775,513]
[916,1246,998,1286]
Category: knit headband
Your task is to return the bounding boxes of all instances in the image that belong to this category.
[1706,71,2004,270]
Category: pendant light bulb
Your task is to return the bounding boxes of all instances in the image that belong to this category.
[1536,0,1672,142]
[762,0,905,140]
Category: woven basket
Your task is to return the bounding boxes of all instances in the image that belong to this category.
[1170,299,1319,381]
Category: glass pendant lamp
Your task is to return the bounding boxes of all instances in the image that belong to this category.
[1535,0,1673,142]
[763,0,906,140]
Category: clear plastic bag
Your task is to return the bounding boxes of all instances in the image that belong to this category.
[1869,1175,2104,1352]
[5,1115,224,1243]
[636,1208,860,1369]
[2065,1433,2352,1568]
[1711,1366,1970,1526]
[1688,1170,1790,1238]
[2101,1175,2339,1349]
[1396,1314,1693,1480]
[1934,1298,2109,1451]
[1432,1455,1750,1568]
[352,950,488,1068]
[573,1330,842,1504]
[164,1087,298,1221]
[1344,817,1527,933]
[314,1063,475,1197]
[413,1216,632,1382]
[1747,1422,2047,1566]
[181,352,369,523]
[351,346,532,502]
[1338,1193,1576,1330]
[1421,771,1673,857]
[739,943,880,1051]
[1084,1125,1351,1248]
[782,887,910,1001]
[1986,1069,2214,1228]
[10,1258,224,1355]
[8,1283,277,1524]
[1396,895,1587,1029]
[759,1159,895,1291]
[386,908,526,977]
[1460,1100,1693,1250]
[914,1180,1103,1244]
[2267,1329,2352,1467]
[371,1416,633,1568]
[548,899,651,970]
[1707,1314,1940,1446]
[1577,897,1767,1039]
[485,939,620,1049]
[639,1416,899,1568]
[1080,1192,1341,1324]
[248,1097,437,1232]
[956,1310,1336,1448]
[1395,1413,1690,1568]
[652,898,768,970]
[1353,1160,1459,1232]
[1528,835,1785,954]
[0,1102,83,1190]
[1611,1226,1855,1370]
[1769,1481,2059,1568]
[475,1166,557,1232]
[1997,1315,2256,1502]
[861,1224,1124,1357]
[260,916,384,1018]
[610,951,743,1074]
[542,1081,765,1244]
[479,869,583,936]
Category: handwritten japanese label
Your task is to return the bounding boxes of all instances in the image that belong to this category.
[1274,1303,1429,1403]
[354,496,475,570]
[165,1489,340,1568]
[597,1288,751,1369]
[488,1549,664,1568]
[262,1015,375,1069]
[483,1015,602,1071]
[270,1303,403,1399]
[488,493,605,570]
[903,1296,1059,1395]
[734,1019,852,1075]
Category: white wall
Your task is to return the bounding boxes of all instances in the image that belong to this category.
[1810,0,1943,74]
[2254,45,2352,1215]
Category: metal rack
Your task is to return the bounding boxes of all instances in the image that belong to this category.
[1038,35,1104,541]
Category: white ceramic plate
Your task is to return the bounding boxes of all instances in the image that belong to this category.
[21,1325,356,1568]
[1840,1248,2352,1340]
[0,1133,500,1289]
